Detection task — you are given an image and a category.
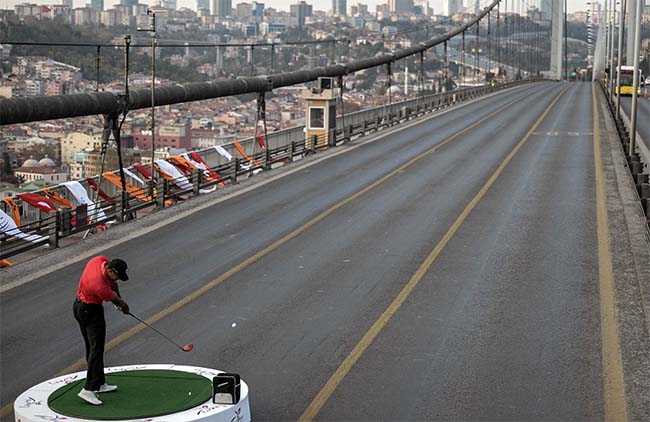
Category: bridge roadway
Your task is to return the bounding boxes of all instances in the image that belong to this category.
[2,81,650,420]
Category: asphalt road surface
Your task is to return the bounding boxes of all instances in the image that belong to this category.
[0,82,632,420]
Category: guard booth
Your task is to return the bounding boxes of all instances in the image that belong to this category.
[302,77,340,150]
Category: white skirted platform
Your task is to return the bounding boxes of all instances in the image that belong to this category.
[14,364,251,422]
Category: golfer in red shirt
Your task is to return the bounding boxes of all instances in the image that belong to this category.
[73,256,130,405]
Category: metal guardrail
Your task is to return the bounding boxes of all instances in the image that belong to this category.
[0,81,530,260]
[598,80,650,233]
[617,104,650,168]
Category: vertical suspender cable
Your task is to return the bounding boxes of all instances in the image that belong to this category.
[250,44,255,76]
[338,75,346,141]
[476,22,480,83]
[96,46,101,92]
[419,50,425,98]
[383,61,391,124]
[497,2,500,80]
[444,39,448,92]
[462,30,466,86]
[487,12,491,80]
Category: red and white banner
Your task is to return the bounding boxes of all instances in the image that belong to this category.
[86,178,117,205]
[155,160,216,193]
[123,168,144,185]
[17,193,57,213]
[133,163,153,180]
[256,135,266,149]
[0,209,47,243]
[63,181,108,223]
[214,145,233,162]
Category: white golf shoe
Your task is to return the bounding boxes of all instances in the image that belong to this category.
[78,389,102,405]
[98,383,118,392]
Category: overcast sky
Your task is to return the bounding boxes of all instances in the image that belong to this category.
[0,0,597,15]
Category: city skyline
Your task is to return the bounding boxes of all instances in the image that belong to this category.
[0,0,593,14]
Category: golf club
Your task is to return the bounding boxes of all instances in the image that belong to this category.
[128,312,193,352]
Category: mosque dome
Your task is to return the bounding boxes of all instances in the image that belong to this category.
[22,156,39,168]
[38,155,56,167]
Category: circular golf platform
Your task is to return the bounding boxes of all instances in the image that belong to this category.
[14,364,251,422]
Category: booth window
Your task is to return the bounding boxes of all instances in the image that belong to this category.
[310,107,325,129]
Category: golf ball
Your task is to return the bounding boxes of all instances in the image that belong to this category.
[189,392,192,395]
[232,322,237,327]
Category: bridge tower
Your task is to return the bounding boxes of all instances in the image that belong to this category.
[626,0,638,64]
[302,77,339,150]
[549,0,564,80]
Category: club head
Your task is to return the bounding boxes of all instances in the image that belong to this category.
[182,344,194,352]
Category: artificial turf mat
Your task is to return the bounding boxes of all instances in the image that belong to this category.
[48,370,213,420]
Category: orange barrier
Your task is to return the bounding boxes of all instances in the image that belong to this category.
[103,172,154,202]
[233,141,262,167]
[42,188,74,208]
[2,197,21,226]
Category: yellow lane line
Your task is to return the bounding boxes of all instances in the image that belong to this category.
[0,90,528,419]
[299,85,569,421]
[592,84,628,421]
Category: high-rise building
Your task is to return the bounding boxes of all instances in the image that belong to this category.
[252,1,264,17]
[162,0,177,10]
[539,0,552,20]
[212,0,231,16]
[389,0,413,13]
[442,0,460,16]
[332,0,346,15]
[90,0,103,12]
[74,6,98,23]
[349,2,368,15]
[236,2,252,19]
[133,3,149,16]
[413,0,430,15]
[290,1,312,28]
[100,8,121,26]
[196,0,209,12]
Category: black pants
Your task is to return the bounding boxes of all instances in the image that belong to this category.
[73,298,106,391]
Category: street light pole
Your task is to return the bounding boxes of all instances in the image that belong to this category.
[138,10,157,184]
[615,0,626,118]
[629,0,643,158]
[564,0,569,82]
[608,0,616,95]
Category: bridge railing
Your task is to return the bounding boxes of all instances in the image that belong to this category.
[0,80,533,261]
[598,80,650,235]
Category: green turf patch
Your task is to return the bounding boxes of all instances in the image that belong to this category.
[48,370,212,420]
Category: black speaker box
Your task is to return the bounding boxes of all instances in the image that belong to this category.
[212,373,241,405]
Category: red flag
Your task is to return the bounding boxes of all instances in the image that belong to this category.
[256,135,266,149]
[133,163,153,180]
[167,157,194,175]
[189,152,223,180]
[17,192,57,213]
[86,178,117,205]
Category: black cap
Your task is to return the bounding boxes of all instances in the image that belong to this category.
[107,258,129,281]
